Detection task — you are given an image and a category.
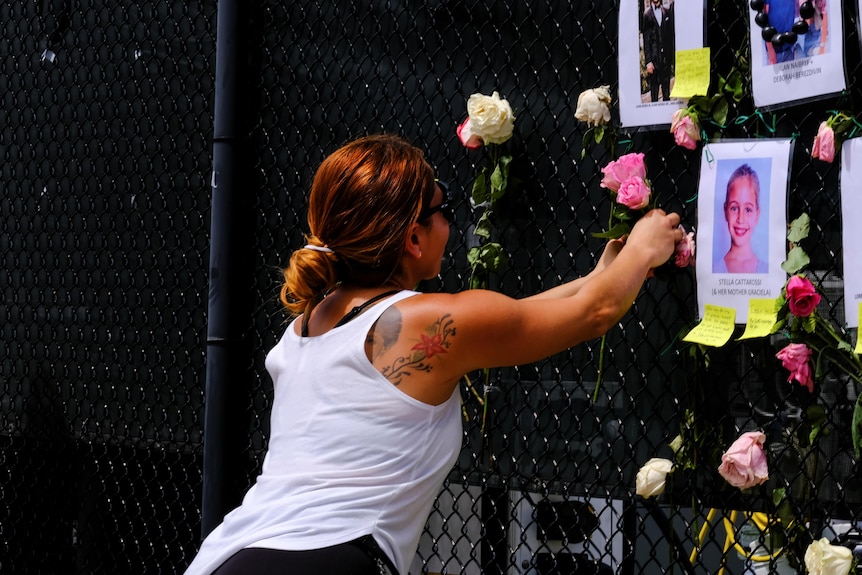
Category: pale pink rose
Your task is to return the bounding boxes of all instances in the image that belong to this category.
[670,110,701,150]
[600,152,646,192]
[457,118,484,149]
[785,275,821,317]
[615,176,651,210]
[674,225,696,267]
[776,343,814,392]
[811,121,836,163]
[718,431,769,490]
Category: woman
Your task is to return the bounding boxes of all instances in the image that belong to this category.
[183,134,683,575]
[717,163,768,274]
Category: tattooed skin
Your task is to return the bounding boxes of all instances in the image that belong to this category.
[366,306,403,359]
[380,314,456,386]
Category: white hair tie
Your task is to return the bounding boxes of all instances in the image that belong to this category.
[303,244,334,253]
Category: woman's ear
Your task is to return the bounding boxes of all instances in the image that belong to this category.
[403,222,423,259]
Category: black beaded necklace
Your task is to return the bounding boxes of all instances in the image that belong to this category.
[750,0,814,47]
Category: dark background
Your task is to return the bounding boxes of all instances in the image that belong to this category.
[1,0,859,573]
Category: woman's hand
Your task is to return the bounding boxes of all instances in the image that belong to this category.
[626,209,682,269]
[594,236,626,274]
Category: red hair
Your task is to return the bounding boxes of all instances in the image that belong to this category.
[280,134,436,316]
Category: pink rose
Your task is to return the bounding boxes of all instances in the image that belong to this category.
[674,225,696,267]
[600,152,646,192]
[811,121,835,163]
[785,275,821,317]
[616,176,651,210]
[456,118,484,149]
[718,431,769,490]
[670,110,701,150]
[776,343,814,392]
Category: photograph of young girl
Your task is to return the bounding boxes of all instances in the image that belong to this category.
[712,160,772,274]
[695,140,791,323]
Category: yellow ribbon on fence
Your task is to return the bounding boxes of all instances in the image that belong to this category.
[690,509,785,574]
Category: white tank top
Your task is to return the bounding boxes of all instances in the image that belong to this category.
[183,290,463,575]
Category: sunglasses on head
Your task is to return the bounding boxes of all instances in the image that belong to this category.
[417,180,454,223]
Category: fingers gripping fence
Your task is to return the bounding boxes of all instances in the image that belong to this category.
[1,1,860,574]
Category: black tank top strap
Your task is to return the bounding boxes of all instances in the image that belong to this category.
[301,289,400,337]
[333,289,401,329]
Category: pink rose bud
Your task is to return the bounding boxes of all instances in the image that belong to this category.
[811,121,835,163]
[718,431,769,490]
[785,275,821,317]
[456,118,484,149]
[670,110,701,150]
[674,225,696,267]
[615,176,651,210]
[600,152,646,192]
[776,343,814,392]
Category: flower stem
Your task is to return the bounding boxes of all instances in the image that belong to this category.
[593,191,617,403]
[593,334,607,403]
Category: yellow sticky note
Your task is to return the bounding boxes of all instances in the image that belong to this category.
[738,298,779,340]
[683,304,736,347]
[855,302,862,355]
[670,48,711,100]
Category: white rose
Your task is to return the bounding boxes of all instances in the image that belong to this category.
[636,458,674,498]
[804,538,853,575]
[574,85,612,127]
[465,91,515,145]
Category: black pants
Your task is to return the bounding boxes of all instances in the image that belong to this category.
[211,539,389,575]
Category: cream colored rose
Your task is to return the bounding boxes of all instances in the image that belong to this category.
[804,538,853,575]
[636,458,673,498]
[465,91,515,145]
[575,86,612,127]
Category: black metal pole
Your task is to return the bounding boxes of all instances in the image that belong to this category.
[203,0,248,538]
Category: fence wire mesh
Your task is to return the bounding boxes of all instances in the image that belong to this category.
[1,0,860,573]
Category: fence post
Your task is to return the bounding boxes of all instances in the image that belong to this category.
[203,0,250,538]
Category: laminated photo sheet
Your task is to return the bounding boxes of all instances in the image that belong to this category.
[618,0,705,127]
[748,0,845,108]
[695,140,792,323]
[840,138,862,328]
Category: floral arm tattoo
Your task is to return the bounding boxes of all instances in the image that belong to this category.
[380,314,456,386]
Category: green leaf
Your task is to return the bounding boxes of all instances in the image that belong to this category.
[772,487,787,508]
[803,314,817,333]
[831,114,854,137]
[787,213,810,243]
[690,94,718,117]
[712,98,729,127]
[592,221,633,239]
[489,156,512,202]
[720,70,745,102]
[781,246,810,274]
[466,246,483,267]
[594,125,605,144]
[475,242,507,273]
[471,170,488,204]
[474,210,493,239]
[807,405,827,427]
[612,205,638,220]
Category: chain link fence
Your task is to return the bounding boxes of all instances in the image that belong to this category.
[1,0,860,573]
